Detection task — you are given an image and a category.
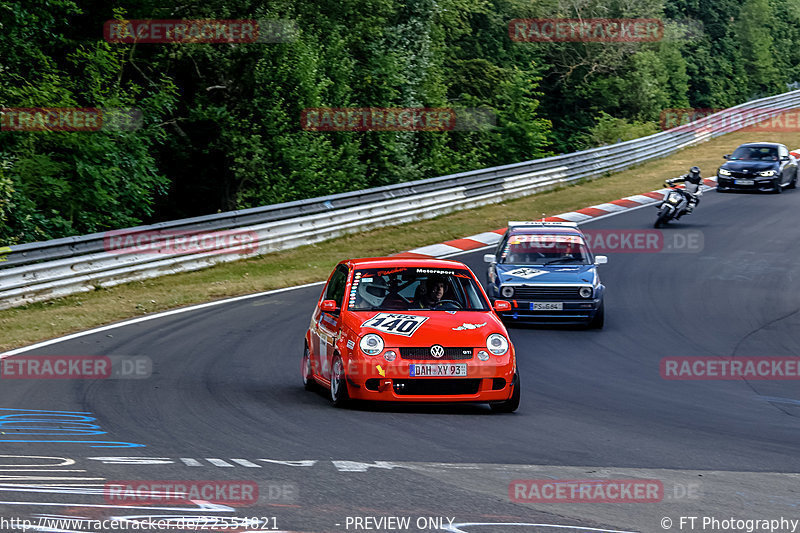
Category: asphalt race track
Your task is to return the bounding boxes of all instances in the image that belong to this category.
[2,187,800,533]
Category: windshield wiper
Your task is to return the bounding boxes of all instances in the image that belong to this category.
[542,257,579,266]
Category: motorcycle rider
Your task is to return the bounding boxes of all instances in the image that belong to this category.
[664,166,703,214]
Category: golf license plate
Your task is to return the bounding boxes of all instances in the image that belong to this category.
[531,302,563,310]
[410,364,467,377]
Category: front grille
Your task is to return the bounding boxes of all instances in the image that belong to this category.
[393,379,481,396]
[510,286,583,300]
[399,347,473,360]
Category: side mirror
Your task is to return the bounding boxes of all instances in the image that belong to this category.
[594,255,608,265]
[781,156,790,161]
[320,299,339,313]
[483,253,496,264]
[494,300,512,312]
[723,154,731,160]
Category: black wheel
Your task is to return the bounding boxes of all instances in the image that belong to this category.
[772,178,782,194]
[654,208,670,228]
[491,373,520,413]
[329,354,350,407]
[788,174,797,190]
[588,302,605,329]
[301,343,316,391]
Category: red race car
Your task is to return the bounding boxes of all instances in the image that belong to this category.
[302,257,519,412]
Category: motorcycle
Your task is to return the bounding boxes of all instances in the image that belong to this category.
[654,183,695,228]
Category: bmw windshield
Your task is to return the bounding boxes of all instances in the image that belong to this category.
[350,267,490,311]
[729,146,779,161]
[500,233,591,265]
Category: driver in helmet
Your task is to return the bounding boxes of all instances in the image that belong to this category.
[665,166,703,214]
[356,276,388,309]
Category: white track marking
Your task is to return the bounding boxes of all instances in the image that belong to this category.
[230,458,261,468]
[205,458,234,467]
[179,458,203,466]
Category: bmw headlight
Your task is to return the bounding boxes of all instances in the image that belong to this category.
[718,168,731,176]
[360,333,384,356]
[757,170,776,177]
[501,286,514,298]
[579,287,593,298]
[668,192,681,204]
[486,334,509,356]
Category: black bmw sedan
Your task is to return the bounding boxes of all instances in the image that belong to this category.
[717,142,798,193]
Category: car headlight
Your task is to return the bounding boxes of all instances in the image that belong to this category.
[477,350,490,361]
[486,334,509,356]
[757,170,776,177]
[579,287,593,298]
[360,333,384,356]
[668,192,681,204]
[383,350,396,362]
[718,168,731,176]
[501,286,514,298]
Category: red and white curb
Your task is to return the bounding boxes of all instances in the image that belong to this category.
[396,178,718,259]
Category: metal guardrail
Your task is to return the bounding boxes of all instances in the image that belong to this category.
[3,90,800,309]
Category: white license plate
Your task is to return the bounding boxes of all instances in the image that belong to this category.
[531,302,563,310]
[410,364,467,377]
[735,179,754,185]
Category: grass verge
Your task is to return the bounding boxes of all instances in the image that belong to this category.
[2,126,799,351]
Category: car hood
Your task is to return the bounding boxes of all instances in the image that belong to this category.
[496,263,595,284]
[720,161,778,172]
[347,310,506,345]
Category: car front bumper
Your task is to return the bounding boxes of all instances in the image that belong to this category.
[343,357,516,402]
[717,176,779,191]
[497,298,602,324]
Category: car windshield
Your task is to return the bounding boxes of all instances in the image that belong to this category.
[729,146,779,161]
[349,267,489,311]
[500,233,591,265]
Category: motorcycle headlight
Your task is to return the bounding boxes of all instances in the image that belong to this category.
[501,286,514,298]
[757,170,776,177]
[718,168,731,176]
[359,333,384,356]
[579,287,593,298]
[668,193,681,204]
[486,334,509,356]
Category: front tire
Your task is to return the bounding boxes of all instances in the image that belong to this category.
[588,302,605,329]
[788,174,797,190]
[329,354,350,407]
[302,343,316,391]
[772,179,783,194]
[491,373,520,413]
[654,208,671,228]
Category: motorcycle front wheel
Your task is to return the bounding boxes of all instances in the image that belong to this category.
[654,207,671,228]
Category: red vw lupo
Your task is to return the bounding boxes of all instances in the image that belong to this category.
[302,258,519,412]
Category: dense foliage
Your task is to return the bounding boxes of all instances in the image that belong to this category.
[1,0,798,243]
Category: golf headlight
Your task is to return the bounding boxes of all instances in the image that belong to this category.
[486,334,509,356]
[718,168,731,176]
[579,287,593,298]
[757,170,776,177]
[501,286,514,298]
[477,350,490,361]
[360,334,384,356]
[668,193,681,204]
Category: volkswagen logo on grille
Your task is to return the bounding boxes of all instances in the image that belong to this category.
[430,345,445,358]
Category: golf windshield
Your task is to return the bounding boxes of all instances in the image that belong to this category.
[349,267,489,311]
[500,233,591,265]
